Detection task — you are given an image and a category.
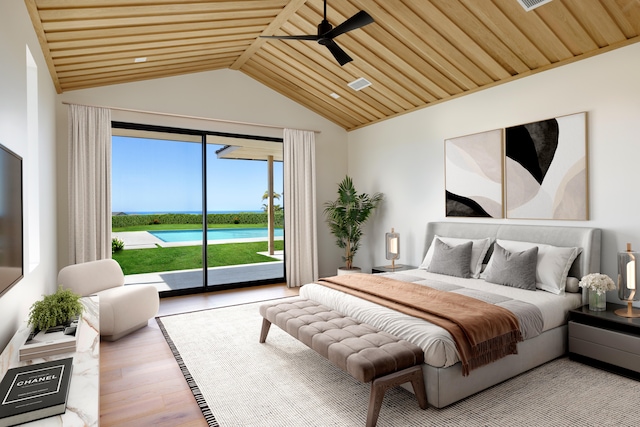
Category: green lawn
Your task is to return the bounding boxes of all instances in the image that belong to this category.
[112,240,284,275]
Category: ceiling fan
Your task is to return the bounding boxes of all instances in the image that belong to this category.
[260,0,374,66]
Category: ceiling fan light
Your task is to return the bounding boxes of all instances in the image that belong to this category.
[348,77,371,91]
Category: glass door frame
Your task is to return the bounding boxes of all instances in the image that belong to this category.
[111,121,285,298]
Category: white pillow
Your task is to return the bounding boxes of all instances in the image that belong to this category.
[420,235,491,278]
[485,239,582,295]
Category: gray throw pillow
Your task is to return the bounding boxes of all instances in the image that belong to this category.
[484,243,538,291]
[427,238,472,278]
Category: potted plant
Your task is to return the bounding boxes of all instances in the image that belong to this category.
[28,285,84,332]
[324,176,383,275]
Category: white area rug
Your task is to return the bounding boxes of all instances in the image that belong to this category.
[157,298,639,427]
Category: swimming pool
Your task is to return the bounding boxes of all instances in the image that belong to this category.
[149,228,284,243]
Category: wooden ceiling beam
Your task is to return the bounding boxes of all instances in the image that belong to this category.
[52,41,249,65]
[57,53,240,78]
[60,61,233,91]
[50,35,254,59]
[45,19,271,42]
[37,1,285,21]
[61,58,235,83]
[41,10,279,32]
[48,26,264,51]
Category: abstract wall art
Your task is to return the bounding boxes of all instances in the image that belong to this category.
[504,112,587,220]
[445,129,503,218]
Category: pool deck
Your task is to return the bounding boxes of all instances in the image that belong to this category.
[124,261,284,292]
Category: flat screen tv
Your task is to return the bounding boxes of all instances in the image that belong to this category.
[0,143,23,297]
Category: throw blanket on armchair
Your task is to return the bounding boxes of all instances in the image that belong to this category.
[317,274,523,375]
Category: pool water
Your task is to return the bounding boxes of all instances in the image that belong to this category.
[149,228,283,243]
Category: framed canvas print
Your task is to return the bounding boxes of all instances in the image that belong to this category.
[445,129,503,218]
[505,112,587,220]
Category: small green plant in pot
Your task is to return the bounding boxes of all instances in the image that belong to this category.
[28,286,84,331]
[324,176,383,273]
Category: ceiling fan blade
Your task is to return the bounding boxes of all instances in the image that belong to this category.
[260,35,319,41]
[323,10,374,39]
[324,40,353,66]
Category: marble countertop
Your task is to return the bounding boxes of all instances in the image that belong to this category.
[0,296,99,426]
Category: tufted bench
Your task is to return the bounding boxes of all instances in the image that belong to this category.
[259,298,427,427]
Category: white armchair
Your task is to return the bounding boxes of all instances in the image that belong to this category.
[58,259,159,341]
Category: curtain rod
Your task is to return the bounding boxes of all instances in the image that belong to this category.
[61,101,321,134]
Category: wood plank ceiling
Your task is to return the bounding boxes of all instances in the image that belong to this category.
[25,0,640,130]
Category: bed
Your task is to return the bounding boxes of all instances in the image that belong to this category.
[300,222,601,408]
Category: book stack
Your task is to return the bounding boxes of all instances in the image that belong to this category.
[18,321,78,362]
[0,357,73,426]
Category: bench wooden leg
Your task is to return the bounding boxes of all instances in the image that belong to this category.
[366,366,427,427]
[259,318,271,343]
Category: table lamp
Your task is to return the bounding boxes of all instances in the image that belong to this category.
[616,243,640,318]
[385,228,401,270]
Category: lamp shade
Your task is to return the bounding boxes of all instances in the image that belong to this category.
[385,228,400,261]
[618,243,638,300]
[384,228,402,270]
[616,243,640,318]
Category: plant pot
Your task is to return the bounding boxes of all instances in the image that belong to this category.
[337,267,362,276]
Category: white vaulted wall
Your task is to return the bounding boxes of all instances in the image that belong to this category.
[348,42,640,305]
[0,0,59,350]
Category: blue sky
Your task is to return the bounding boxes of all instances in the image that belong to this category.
[112,136,283,213]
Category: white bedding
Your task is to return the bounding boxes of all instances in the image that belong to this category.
[299,269,583,368]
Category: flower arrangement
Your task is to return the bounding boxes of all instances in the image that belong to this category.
[579,273,616,295]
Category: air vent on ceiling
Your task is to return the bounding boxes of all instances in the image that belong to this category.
[517,0,553,11]
[348,77,372,91]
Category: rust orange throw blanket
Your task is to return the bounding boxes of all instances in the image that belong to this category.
[317,274,522,375]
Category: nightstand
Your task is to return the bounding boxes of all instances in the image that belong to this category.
[371,265,417,274]
[568,303,640,379]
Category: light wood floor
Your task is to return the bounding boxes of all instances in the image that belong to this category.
[99,283,299,426]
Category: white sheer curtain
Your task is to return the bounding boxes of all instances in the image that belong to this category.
[283,129,318,288]
[68,104,112,263]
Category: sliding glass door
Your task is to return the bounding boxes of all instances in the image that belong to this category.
[111,130,205,294]
[111,123,284,296]
[204,136,284,288]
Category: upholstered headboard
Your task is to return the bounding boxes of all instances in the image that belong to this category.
[425,222,601,280]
